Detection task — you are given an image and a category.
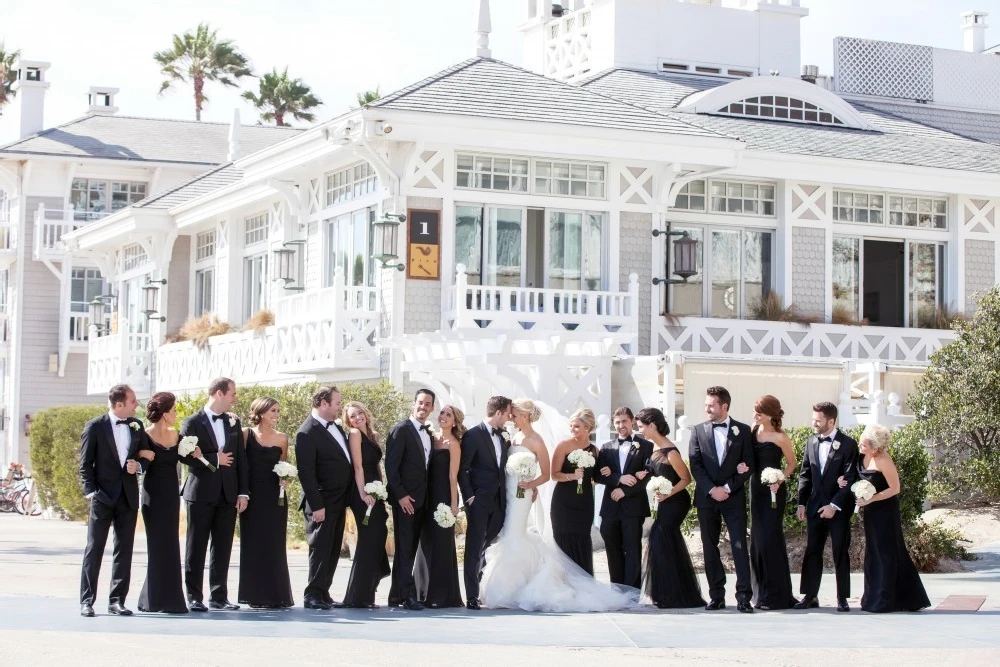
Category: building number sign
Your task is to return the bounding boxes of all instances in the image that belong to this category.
[407,209,441,280]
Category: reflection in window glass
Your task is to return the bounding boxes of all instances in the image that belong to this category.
[832,236,860,319]
[455,205,484,285]
[909,242,945,328]
[711,230,741,319]
[548,211,583,290]
[743,230,772,315]
[487,208,522,287]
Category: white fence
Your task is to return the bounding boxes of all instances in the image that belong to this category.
[87,332,153,396]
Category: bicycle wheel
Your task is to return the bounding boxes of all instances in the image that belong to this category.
[18,492,41,516]
[11,490,27,515]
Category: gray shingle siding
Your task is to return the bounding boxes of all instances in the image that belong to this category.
[791,227,826,316]
[619,212,652,355]
[965,239,996,315]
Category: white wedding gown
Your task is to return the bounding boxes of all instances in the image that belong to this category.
[479,443,639,612]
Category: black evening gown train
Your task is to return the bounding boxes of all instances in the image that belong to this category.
[237,431,294,608]
[858,466,930,613]
[749,435,797,609]
[643,447,706,608]
[549,445,598,575]
[138,439,188,613]
[414,446,463,607]
[343,432,391,607]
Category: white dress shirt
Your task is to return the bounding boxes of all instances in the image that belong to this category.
[617,436,632,472]
[312,410,351,461]
[108,411,131,467]
[818,428,838,473]
[412,417,432,465]
[483,419,502,466]
[711,418,733,493]
[204,406,249,500]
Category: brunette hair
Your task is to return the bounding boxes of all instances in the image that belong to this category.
[635,407,670,436]
[812,401,838,421]
[569,408,596,432]
[108,384,131,407]
[706,386,732,409]
[343,401,379,443]
[485,395,512,417]
[441,404,467,441]
[754,395,785,432]
[208,377,234,397]
[248,397,279,427]
[612,406,634,420]
[145,392,176,423]
[312,385,339,408]
[414,388,437,405]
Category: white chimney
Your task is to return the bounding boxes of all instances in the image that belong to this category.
[9,58,50,139]
[87,87,119,115]
[962,10,989,53]
[227,108,241,162]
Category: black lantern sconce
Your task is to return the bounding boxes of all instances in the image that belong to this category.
[371,212,407,271]
[88,294,116,336]
[652,227,698,285]
[142,277,168,322]
[273,239,307,291]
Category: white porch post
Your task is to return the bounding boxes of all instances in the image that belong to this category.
[454,264,469,329]
[332,265,346,368]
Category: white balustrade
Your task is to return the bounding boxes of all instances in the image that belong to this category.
[33,204,80,260]
[87,332,152,395]
[155,330,281,394]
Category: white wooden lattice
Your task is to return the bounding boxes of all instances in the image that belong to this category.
[963,197,997,235]
[619,166,654,207]
[410,150,446,190]
[834,37,933,101]
[933,48,1000,111]
[544,11,593,82]
[790,183,829,222]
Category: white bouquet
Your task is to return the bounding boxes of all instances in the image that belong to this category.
[760,467,786,509]
[272,461,298,506]
[178,435,216,472]
[646,476,673,519]
[505,451,540,499]
[433,502,457,528]
[566,448,596,495]
[362,480,388,525]
[851,479,877,513]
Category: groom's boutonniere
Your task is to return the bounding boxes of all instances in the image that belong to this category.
[731,425,740,437]
[832,441,840,451]
[334,418,343,428]
[225,413,237,428]
[501,431,512,443]
[128,421,140,432]
[631,440,640,451]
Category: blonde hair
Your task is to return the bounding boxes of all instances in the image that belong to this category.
[441,404,467,440]
[342,401,379,444]
[512,398,542,423]
[861,424,892,452]
[569,408,596,432]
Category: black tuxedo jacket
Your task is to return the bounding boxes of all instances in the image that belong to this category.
[458,422,509,507]
[295,416,353,512]
[688,418,754,509]
[79,414,148,509]
[594,436,654,520]
[797,430,859,515]
[385,419,429,507]
[179,410,249,505]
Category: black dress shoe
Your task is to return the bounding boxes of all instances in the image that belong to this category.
[755,604,771,611]
[837,599,850,612]
[209,600,240,611]
[466,599,482,610]
[304,597,332,610]
[704,599,726,611]
[188,601,208,612]
[737,601,754,614]
[80,604,95,617]
[330,600,346,609]
[794,596,819,609]
[108,602,133,616]
[403,598,425,611]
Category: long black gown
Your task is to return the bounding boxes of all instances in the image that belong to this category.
[549,445,598,575]
[414,446,463,607]
[748,435,797,609]
[858,465,930,613]
[138,439,188,613]
[343,432,391,607]
[237,431,294,608]
[643,447,705,608]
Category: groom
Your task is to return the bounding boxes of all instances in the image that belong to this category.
[689,385,754,613]
[458,395,512,610]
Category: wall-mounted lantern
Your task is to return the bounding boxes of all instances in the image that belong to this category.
[371,212,407,271]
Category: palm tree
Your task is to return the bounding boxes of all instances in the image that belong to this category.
[0,42,22,115]
[242,67,321,127]
[153,23,253,121]
[355,87,381,108]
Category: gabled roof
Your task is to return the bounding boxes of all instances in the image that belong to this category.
[0,114,301,165]
[851,100,1000,146]
[133,163,243,210]
[371,58,727,139]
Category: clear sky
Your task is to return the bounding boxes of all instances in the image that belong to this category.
[1,0,998,133]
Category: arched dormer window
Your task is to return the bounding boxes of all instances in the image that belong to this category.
[676,76,875,131]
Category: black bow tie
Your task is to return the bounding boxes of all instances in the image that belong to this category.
[818,436,832,443]
[419,423,431,433]
[492,428,503,438]
[322,421,335,430]
[619,437,632,444]
[211,414,226,422]
[115,419,129,426]
[712,423,728,429]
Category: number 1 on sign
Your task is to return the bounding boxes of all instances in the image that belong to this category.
[420,221,429,235]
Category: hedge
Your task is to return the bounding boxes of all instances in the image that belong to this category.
[29,404,107,521]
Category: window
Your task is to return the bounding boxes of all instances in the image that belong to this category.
[122,244,148,272]
[70,179,146,221]
[194,268,214,315]
[195,231,216,261]
[243,254,268,320]
[244,212,269,247]
[709,180,775,216]
[326,207,376,287]
[456,154,529,192]
[673,181,707,211]
[833,191,884,224]
[70,268,106,341]
[547,211,605,290]
[909,242,946,328]
[889,196,947,229]
[719,97,845,126]
[535,160,606,198]
[324,162,379,207]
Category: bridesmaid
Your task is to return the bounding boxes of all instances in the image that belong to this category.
[137,392,187,614]
[342,401,391,609]
[549,408,599,575]
[635,407,705,609]
[237,398,294,609]
[414,404,464,608]
[855,424,930,613]
[746,395,798,610]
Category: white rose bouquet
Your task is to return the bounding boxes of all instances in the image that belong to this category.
[434,503,457,528]
[566,448,596,494]
[760,467,786,508]
[646,476,673,519]
[272,461,298,506]
[362,480,388,525]
[505,451,540,499]
[178,435,216,472]
[851,479,877,513]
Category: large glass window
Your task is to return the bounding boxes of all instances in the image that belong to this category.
[70,179,146,221]
[121,276,148,334]
[325,207,375,287]
[70,268,106,340]
[909,242,946,328]
[455,205,484,285]
[832,236,861,317]
[194,268,214,315]
[243,254,268,320]
[546,211,605,290]
[487,208,523,287]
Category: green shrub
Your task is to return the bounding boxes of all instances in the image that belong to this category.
[29,405,107,520]
[904,519,975,572]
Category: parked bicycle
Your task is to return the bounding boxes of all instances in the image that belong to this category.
[1,463,41,516]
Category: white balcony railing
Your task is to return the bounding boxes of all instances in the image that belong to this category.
[653,316,957,364]
[87,331,153,396]
[33,204,81,261]
[446,264,640,354]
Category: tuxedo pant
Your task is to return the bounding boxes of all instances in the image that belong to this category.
[600,516,644,589]
[800,512,852,600]
[389,502,426,604]
[698,501,752,603]
[303,497,347,601]
[463,490,505,602]
[184,500,237,604]
[80,494,137,605]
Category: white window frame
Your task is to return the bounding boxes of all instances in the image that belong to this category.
[325,206,376,288]
[242,253,268,321]
[70,178,147,221]
[194,268,214,316]
[244,212,269,247]
[833,190,948,230]
[324,161,379,207]
[195,230,216,261]
[534,159,606,199]
[718,96,846,126]
[121,243,149,273]
[708,179,776,217]
[456,153,529,193]
[453,152,608,200]
[672,180,707,212]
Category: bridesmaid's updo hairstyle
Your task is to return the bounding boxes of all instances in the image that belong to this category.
[512,398,542,423]
[635,407,670,436]
[754,395,785,432]
[145,392,176,423]
[861,424,892,453]
[248,397,279,427]
[569,408,596,432]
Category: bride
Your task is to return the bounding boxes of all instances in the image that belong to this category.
[479,399,639,612]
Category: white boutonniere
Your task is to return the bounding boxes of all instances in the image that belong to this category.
[631,441,640,451]
[501,431,512,443]
[832,441,840,451]
[731,426,740,437]
[334,419,343,428]
[226,414,236,428]
[128,421,140,432]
